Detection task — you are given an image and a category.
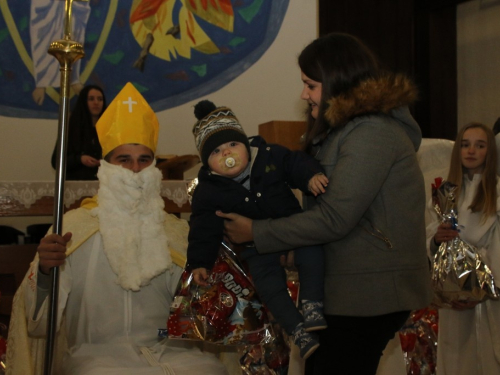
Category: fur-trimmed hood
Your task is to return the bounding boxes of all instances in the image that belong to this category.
[325,74,418,127]
[324,73,421,150]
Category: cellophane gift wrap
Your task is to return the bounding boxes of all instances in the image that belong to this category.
[399,307,438,375]
[238,320,290,375]
[163,242,290,373]
[430,178,499,307]
[0,293,6,375]
[0,324,6,375]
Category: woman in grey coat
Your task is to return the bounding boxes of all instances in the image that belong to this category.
[217,33,433,374]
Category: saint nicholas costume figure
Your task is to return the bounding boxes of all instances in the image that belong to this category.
[6,83,228,375]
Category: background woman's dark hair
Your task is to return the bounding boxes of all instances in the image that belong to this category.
[71,84,107,127]
[66,84,107,160]
[50,85,107,174]
[299,33,382,153]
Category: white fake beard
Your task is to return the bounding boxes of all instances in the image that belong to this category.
[93,160,172,291]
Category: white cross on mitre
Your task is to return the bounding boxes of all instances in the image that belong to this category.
[123,97,137,113]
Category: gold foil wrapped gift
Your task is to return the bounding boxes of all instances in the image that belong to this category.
[430,178,499,308]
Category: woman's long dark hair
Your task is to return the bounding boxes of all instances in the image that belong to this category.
[70,84,107,129]
[298,33,382,154]
[51,85,107,171]
[67,84,107,157]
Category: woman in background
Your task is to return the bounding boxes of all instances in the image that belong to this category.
[217,32,433,374]
[427,122,500,375]
[51,85,106,180]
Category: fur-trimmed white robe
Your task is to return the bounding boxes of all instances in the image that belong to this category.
[6,206,228,375]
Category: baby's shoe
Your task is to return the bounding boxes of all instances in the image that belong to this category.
[292,323,319,359]
[302,300,327,332]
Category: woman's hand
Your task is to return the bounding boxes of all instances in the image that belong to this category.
[81,155,100,168]
[434,223,459,244]
[216,211,254,244]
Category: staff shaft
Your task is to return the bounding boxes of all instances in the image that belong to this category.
[43,1,85,370]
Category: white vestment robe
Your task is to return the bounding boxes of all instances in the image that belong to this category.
[8,207,228,375]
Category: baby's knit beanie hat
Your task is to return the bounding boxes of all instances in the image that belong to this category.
[192,100,250,166]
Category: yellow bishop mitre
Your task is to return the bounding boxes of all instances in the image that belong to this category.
[96,82,159,157]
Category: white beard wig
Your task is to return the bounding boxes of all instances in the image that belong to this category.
[93,160,172,291]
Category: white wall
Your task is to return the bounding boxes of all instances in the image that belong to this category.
[457,0,500,128]
[0,1,317,181]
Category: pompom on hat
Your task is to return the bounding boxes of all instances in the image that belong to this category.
[192,100,250,166]
[97,82,159,157]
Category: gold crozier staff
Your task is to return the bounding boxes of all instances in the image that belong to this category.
[46,1,87,374]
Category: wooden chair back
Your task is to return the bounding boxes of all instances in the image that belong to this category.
[0,244,38,330]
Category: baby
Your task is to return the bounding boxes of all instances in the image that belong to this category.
[187,100,328,359]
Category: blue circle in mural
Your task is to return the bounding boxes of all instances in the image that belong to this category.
[0,0,289,119]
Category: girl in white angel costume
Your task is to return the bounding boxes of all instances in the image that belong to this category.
[427,122,500,375]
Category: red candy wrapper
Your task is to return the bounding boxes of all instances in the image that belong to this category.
[399,307,439,375]
[167,243,272,345]
[238,321,290,375]
[0,290,6,374]
[0,322,6,374]
[285,268,300,305]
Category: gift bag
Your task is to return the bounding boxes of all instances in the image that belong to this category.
[237,321,290,375]
[166,243,272,344]
[399,307,438,375]
[0,324,5,375]
[163,242,290,374]
[0,291,6,375]
[430,178,499,308]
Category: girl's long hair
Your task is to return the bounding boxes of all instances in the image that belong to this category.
[447,122,498,219]
[298,33,382,154]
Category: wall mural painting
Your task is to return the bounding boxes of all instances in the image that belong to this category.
[0,0,289,119]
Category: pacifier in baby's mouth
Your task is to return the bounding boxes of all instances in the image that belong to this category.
[219,153,242,171]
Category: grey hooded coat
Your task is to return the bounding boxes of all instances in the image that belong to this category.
[253,75,433,316]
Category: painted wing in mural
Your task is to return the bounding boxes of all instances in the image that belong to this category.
[130,0,169,23]
[185,0,234,32]
[0,0,289,119]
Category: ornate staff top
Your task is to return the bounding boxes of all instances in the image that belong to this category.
[48,0,88,65]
